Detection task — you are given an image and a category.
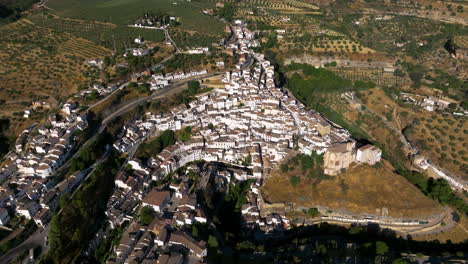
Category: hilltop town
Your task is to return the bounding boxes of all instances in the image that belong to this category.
[0,0,467,263]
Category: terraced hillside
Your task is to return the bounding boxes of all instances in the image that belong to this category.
[0,19,110,134]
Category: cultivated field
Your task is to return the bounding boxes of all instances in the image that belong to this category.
[283,33,375,54]
[28,15,165,50]
[0,19,110,135]
[406,113,468,180]
[262,163,443,218]
[45,0,225,48]
[329,68,409,87]
[356,88,468,180]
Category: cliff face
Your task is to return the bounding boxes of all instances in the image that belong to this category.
[284,54,395,70]
[397,10,468,26]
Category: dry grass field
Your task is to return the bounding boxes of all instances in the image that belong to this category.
[415,215,468,243]
[261,163,442,218]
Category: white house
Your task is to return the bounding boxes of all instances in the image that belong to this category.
[142,189,171,212]
[0,208,10,225]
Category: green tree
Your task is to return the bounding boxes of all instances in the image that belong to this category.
[192,225,199,238]
[307,208,319,217]
[392,259,409,264]
[139,206,155,225]
[290,176,300,187]
[280,164,289,173]
[187,81,201,95]
[376,241,388,255]
[218,3,235,21]
[208,235,218,248]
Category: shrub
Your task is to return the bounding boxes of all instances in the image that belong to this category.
[289,176,300,187]
[307,208,319,217]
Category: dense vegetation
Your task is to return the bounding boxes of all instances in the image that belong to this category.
[285,63,375,96]
[136,129,176,160]
[0,118,11,159]
[0,0,37,23]
[218,3,236,22]
[283,63,372,139]
[139,206,156,225]
[399,170,468,215]
[69,131,112,173]
[46,152,123,263]
[162,54,206,73]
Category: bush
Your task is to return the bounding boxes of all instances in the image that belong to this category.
[280,164,289,173]
[307,208,319,217]
[139,206,155,225]
[136,130,176,159]
[289,176,300,187]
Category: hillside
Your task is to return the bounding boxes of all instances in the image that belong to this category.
[262,163,443,219]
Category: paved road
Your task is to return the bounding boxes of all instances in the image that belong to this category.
[0,226,49,264]
[101,72,224,125]
[0,71,224,264]
[88,54,177,111]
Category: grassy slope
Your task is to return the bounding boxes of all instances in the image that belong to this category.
[262,164,443,218]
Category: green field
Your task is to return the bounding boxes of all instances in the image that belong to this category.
[29,15,165,50]
[46,0,224,35]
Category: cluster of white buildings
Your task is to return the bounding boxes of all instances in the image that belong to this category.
[9,102,87,178]
[400,93,452,112]
[108,21,356,241]
[104,165,210,264]
[131,47,153,57]
[148,69,208,90]
[130,16,176,29]
[78,83,120,97]
[0,102,89,226]
[187,47,209,54]
[115,21,351,180]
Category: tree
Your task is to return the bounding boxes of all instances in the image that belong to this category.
[160,130,176,147]
[280,164,289,173]
[448,103,457,110]
[208,235,218,248]
[192,225,199,238]
[139,206,155,225]
[290,176,300,187]
[307,208,319,217]
[393,69,405,77]
[218,3,235,21]
[187,81,201,95]
[375,241,388,256]
[392,259,409,264]
[178,126,192,142]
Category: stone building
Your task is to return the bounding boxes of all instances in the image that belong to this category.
[323,142,355,175]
